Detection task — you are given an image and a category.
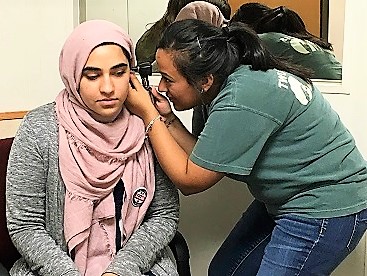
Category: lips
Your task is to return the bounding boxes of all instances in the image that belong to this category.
[97,98,119,107]
[98,98,118,102]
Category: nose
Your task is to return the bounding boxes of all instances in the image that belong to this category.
[100,75,114,94]
[158,78,167,92]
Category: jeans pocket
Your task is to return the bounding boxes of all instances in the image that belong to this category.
[346,208,367,252]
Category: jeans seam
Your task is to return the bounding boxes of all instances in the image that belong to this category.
[296,218,327,276]
[230,233,272,276]
[346,214,358,251]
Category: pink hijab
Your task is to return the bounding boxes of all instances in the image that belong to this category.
[175,1,226,27]
[55,20,155,275]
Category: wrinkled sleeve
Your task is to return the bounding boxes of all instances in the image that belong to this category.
[191,107,280,175]
[105,160,180,275]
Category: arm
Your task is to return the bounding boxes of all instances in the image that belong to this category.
[126,74,225,195]
[104,161,180,275]
[6,111,80,276]
[148,86,197,155]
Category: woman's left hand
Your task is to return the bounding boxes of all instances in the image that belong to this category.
[126,73,159,121]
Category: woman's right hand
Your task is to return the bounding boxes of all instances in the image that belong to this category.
[127,73,176,125]
[149,86,173,119]
[127,73,159,121]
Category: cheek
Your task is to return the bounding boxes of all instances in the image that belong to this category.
[181,84,198,100]
[116,78,130,95]
[78,80,95,102]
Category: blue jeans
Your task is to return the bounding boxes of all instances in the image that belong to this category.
[209,200,367,276]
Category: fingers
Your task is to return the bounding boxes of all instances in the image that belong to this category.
[150,86,165,100]
[129,72,143,90]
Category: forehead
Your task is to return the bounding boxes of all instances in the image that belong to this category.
[85,44,129,65]
[156,49,180,75]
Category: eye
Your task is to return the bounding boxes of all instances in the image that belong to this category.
[163,76,172,83]
[113,70,126,77]
[84,74,99,81]
[82,70,100,81]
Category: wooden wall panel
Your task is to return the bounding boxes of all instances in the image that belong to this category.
[228,0,321,36]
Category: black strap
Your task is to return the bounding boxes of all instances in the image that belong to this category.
[113,179,124,251]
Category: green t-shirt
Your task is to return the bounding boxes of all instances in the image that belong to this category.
[259,32,342,80]
[190,65,367,218]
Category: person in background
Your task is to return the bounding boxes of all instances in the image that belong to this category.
[6,19,179,276]
[126,19,367,275]
[135,0,231,65]
[232,4,342,80]
[175,1,226,26]
[153,0,227,72]
[230,2,270,26]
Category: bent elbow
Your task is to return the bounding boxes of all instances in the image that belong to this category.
[179,188,195,196]
[177,182,205,196]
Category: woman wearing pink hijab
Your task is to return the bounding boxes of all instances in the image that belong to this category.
[6,20,179,276]
[175,1,226,27]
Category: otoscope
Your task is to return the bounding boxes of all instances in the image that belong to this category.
[131,62,153,91]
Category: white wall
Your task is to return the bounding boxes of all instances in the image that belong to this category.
[0,0,79,114]
[322,2,367,274]
[0,1,366,276]
[83,0,169,52]
[328,0,345,62]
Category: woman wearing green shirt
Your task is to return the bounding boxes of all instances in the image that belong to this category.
[231,5,342,80]
[126,19,367,276]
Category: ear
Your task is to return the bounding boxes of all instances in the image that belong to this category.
[200,74,214,93]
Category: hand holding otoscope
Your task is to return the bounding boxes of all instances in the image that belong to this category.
[131,62,153,99]
[128,61,173,121]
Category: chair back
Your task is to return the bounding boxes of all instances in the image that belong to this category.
[0,137,21,270]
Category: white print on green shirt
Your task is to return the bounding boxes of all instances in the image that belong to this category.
[277,70,313,105]
[280,37,323,54]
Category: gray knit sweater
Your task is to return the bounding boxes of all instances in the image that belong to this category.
[6,103,180,276]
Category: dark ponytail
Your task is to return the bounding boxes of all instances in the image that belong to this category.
[254,6,333,50]
[157,19,311,88]
[225,22,312,82]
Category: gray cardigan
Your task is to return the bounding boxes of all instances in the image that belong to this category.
[6,103,180,276]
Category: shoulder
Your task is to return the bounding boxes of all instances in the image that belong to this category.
[24,103,56,125]
[224,65,279,93]
[259,32,286,42]
[213,66,282,113]
[18,102,57,141]
[10,103,58,167]
[215,67,309,120]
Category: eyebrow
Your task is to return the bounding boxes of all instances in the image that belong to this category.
[82,62,129,72]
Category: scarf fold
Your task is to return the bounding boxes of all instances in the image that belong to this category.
[55,20,154,276]
[175,1,225,27]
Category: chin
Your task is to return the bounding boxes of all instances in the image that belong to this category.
[174,104,193,112]
[91,111,120,123]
